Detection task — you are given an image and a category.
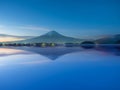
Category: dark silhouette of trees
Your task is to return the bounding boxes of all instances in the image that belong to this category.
[65,43,80,47]
[0,43,3,46]
[80,41,95,49]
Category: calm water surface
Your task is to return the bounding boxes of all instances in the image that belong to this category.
[0,47,120,90]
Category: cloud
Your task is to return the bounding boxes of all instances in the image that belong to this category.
[0,24,50,31]
[16,25,50,31]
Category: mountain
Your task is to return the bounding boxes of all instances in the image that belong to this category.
[0,34,34,42]
[96,34,120,44]
[15,31,83,43]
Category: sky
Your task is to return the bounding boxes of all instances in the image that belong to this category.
[0,0,120,39]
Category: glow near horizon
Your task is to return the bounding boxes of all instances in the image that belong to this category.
[0,37,25,42]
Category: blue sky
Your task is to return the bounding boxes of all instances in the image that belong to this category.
[0,0,120,38]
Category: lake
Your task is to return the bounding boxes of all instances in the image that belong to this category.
[0,46,120,90]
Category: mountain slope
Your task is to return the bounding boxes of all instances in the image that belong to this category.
[96,34,120,44]
[16,31,83,43]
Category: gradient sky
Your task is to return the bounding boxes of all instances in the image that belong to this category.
[0,0,120,39]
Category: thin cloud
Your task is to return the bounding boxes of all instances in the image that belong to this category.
[0,24,50,31]
[17,26,50,31]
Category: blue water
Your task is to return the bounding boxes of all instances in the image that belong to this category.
[0,47,120,90]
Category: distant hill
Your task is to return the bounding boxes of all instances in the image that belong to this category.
[14,31,83,43]
[96,34,120,44]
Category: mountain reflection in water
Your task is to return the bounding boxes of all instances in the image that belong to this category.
[0,47,84,60]
[0,45,120,60]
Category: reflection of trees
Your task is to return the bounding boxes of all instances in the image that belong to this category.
[115,40,120,49]
[96,45,120,56]
[116,40,120,44]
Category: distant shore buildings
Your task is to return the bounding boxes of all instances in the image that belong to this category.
[0,40,119,49]
[0,43,57,47]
